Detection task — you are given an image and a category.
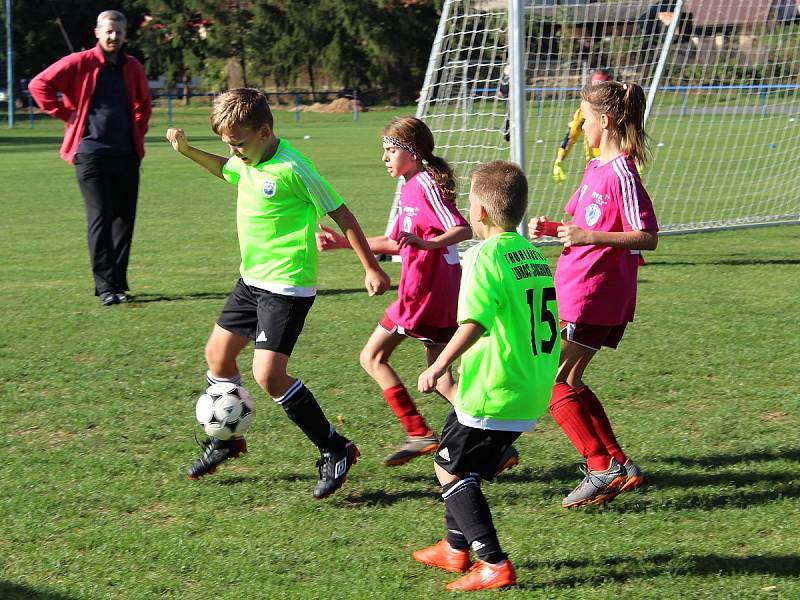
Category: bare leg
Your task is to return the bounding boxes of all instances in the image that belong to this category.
[359,324,406,389]
[427,343,456,404]
[205,324,249,379]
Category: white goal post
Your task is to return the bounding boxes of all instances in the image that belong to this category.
[388,0,800,240]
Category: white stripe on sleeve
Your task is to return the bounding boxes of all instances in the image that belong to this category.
[612,157,643,230]
[418,172,458,230]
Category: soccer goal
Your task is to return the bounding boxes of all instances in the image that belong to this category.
[390,0,800,238]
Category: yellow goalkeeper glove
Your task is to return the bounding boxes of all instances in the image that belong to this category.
[552,159,566,184]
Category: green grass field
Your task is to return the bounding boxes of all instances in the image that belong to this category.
[1,107,799,599]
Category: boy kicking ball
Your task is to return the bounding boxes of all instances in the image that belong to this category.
[414,161,559,590]
[166,88,390,499]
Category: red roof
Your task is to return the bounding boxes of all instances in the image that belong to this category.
[684,0,773,26]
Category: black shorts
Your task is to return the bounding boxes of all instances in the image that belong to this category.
[216,279,315,355]
[434,410,521,481]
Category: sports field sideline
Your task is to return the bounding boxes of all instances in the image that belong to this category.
[0,107,798,599]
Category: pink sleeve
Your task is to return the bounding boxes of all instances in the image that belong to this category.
[614,158,659,232]
[419,175,467,230]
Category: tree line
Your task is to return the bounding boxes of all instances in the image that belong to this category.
[4,0,442,103]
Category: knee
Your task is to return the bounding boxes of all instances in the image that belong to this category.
[359,348,381,375]
[251,366,285,398]
[204,339,225,372]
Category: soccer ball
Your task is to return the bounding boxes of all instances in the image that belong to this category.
[195,383,255,440]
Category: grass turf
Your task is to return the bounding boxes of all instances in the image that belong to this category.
[0,107,798,599]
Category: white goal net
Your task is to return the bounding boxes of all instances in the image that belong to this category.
[396,0,800,237]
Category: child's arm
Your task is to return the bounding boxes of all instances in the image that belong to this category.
[558,225,658,251]
[327,205,391,296]
[396,224,472,250]
[166,128,227,179]
[418,322,486,393]
[316,225,400,255]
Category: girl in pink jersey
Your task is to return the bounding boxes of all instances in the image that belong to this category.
[317,117,473,466]
[529,81,659,508]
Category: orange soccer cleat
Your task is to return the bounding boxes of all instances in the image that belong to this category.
[445,559,517,592]
[412,539,472,573]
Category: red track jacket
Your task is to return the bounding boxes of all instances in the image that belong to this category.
[29,43,151,164]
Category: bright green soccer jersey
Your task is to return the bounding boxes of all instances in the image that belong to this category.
[456,232,560,431]
[221,139,344,295]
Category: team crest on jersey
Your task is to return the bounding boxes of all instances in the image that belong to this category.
[262,178,277,198]
[585,203,601,227]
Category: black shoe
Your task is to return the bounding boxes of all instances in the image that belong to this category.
[313,441,360,499]
[99,292,119,306]
[187,436,247,479]
[115,292,133,303]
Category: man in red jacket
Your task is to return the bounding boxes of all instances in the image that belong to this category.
[29,10,151,305]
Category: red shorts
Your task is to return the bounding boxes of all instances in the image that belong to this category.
[560,320,627,351]
[379,313,457,346]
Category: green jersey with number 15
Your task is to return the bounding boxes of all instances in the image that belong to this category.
[455,232,560,431]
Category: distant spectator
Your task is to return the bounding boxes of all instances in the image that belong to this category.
[29,10,151,306]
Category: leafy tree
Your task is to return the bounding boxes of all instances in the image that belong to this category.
[134,0,210,103]
[5,1,145,88]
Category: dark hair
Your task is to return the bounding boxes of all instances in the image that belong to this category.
[470,161,528,229]
[211,88,274,134]
[382,116,456,203]
[581,81,649,166]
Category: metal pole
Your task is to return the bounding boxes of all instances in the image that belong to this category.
[415,0,453,117]
[509,0,526,236]
[6,0,14,127]
[644,0,685,128]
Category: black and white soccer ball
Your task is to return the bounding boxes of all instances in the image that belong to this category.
[195,383,255,440]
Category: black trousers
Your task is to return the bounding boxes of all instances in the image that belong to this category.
[74,153,140,295]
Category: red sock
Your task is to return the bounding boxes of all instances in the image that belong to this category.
[577,386,627,465]
[383,384,430,437]
[549,382,611,472]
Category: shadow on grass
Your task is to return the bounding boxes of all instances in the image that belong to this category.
[657,447,800,467]
[0,136,69,147]
[127,292,229,304]
[0,581,77,600]
[126,285,397,304]
[340,487,440,507]
[648,258,800,267]
[515,552,800,589]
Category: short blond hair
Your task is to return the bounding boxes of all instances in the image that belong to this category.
[97,10,126,29]
[210,88,273,135]
[470,161,528,229]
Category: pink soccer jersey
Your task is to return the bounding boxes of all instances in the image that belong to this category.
[555,153,658,326]
[385,170,468,330]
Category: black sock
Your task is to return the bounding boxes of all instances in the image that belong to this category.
[442,476,506,564]
[443,483,469,550]
[276,380,347,451]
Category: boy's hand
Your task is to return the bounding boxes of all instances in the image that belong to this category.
[396,231,430,250]
[316,225,350,251]
[166,128,189,153]
[418,364,446,393]
[364,267,390,296]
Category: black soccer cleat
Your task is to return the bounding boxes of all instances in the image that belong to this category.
[187,436,247,480]
[313,441,360,499]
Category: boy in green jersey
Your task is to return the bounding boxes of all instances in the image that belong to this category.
[166,89,390,499]
[414,161,559,591]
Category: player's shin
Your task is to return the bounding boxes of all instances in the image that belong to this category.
[275,379,348,451]
[442,477,505,564]
[550,382,611,472]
